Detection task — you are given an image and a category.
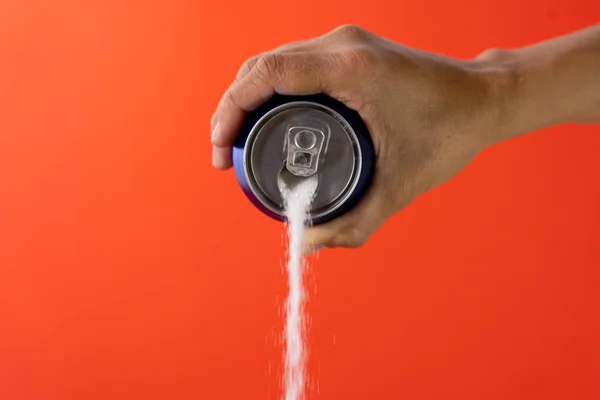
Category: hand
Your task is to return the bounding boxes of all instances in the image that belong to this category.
[211,25,512,250]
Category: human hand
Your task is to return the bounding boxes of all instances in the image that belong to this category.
[211,25,513,251]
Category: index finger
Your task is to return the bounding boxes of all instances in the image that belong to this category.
[211,52,338,169]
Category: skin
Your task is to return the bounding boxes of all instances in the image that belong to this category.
[210,24,600,252]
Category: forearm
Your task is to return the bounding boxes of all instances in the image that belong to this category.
[481,24,600,145]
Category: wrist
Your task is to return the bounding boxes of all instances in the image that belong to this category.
[469,48,571,147]
[469,51,534,147]
[470,33,600,147]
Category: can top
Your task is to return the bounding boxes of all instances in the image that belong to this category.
[243,99,364,221]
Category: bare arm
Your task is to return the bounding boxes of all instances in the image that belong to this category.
[479,24,600,146]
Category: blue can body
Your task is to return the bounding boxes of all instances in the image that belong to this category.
[233,94,375,225]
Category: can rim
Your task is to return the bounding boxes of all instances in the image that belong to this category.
[243,100,363,221]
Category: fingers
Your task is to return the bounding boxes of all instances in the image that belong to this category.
[212,145,232,170]
[210,28,354,170]
[210,43,314,136]
[232,39,322,83]
[303,181,389,251]
[211,52,337,169]
[210,25,374,170]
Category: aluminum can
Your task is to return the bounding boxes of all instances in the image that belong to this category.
[233,94,375,225]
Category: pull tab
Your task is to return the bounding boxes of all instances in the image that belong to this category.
[284,125,329,177]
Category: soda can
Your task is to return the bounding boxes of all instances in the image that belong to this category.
[233,94,375,225]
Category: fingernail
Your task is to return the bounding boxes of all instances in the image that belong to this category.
[211,122,221,143]
[212,147,220,168]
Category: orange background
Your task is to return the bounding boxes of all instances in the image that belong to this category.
[1,1,599,399]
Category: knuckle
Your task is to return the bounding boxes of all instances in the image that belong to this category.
[333,24,367,39]
[238,55,261,78]
[477,48,508,62]
[224,88,240,109]
[254,53,285,82]
[274,40,304,53]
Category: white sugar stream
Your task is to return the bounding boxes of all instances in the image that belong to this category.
[280,176,318,400]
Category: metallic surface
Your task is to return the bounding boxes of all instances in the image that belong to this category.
[246,102,359,221]
[233,94,375,225]
[284,119,329,177]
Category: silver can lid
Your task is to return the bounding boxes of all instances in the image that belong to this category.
[243,100,363,221]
